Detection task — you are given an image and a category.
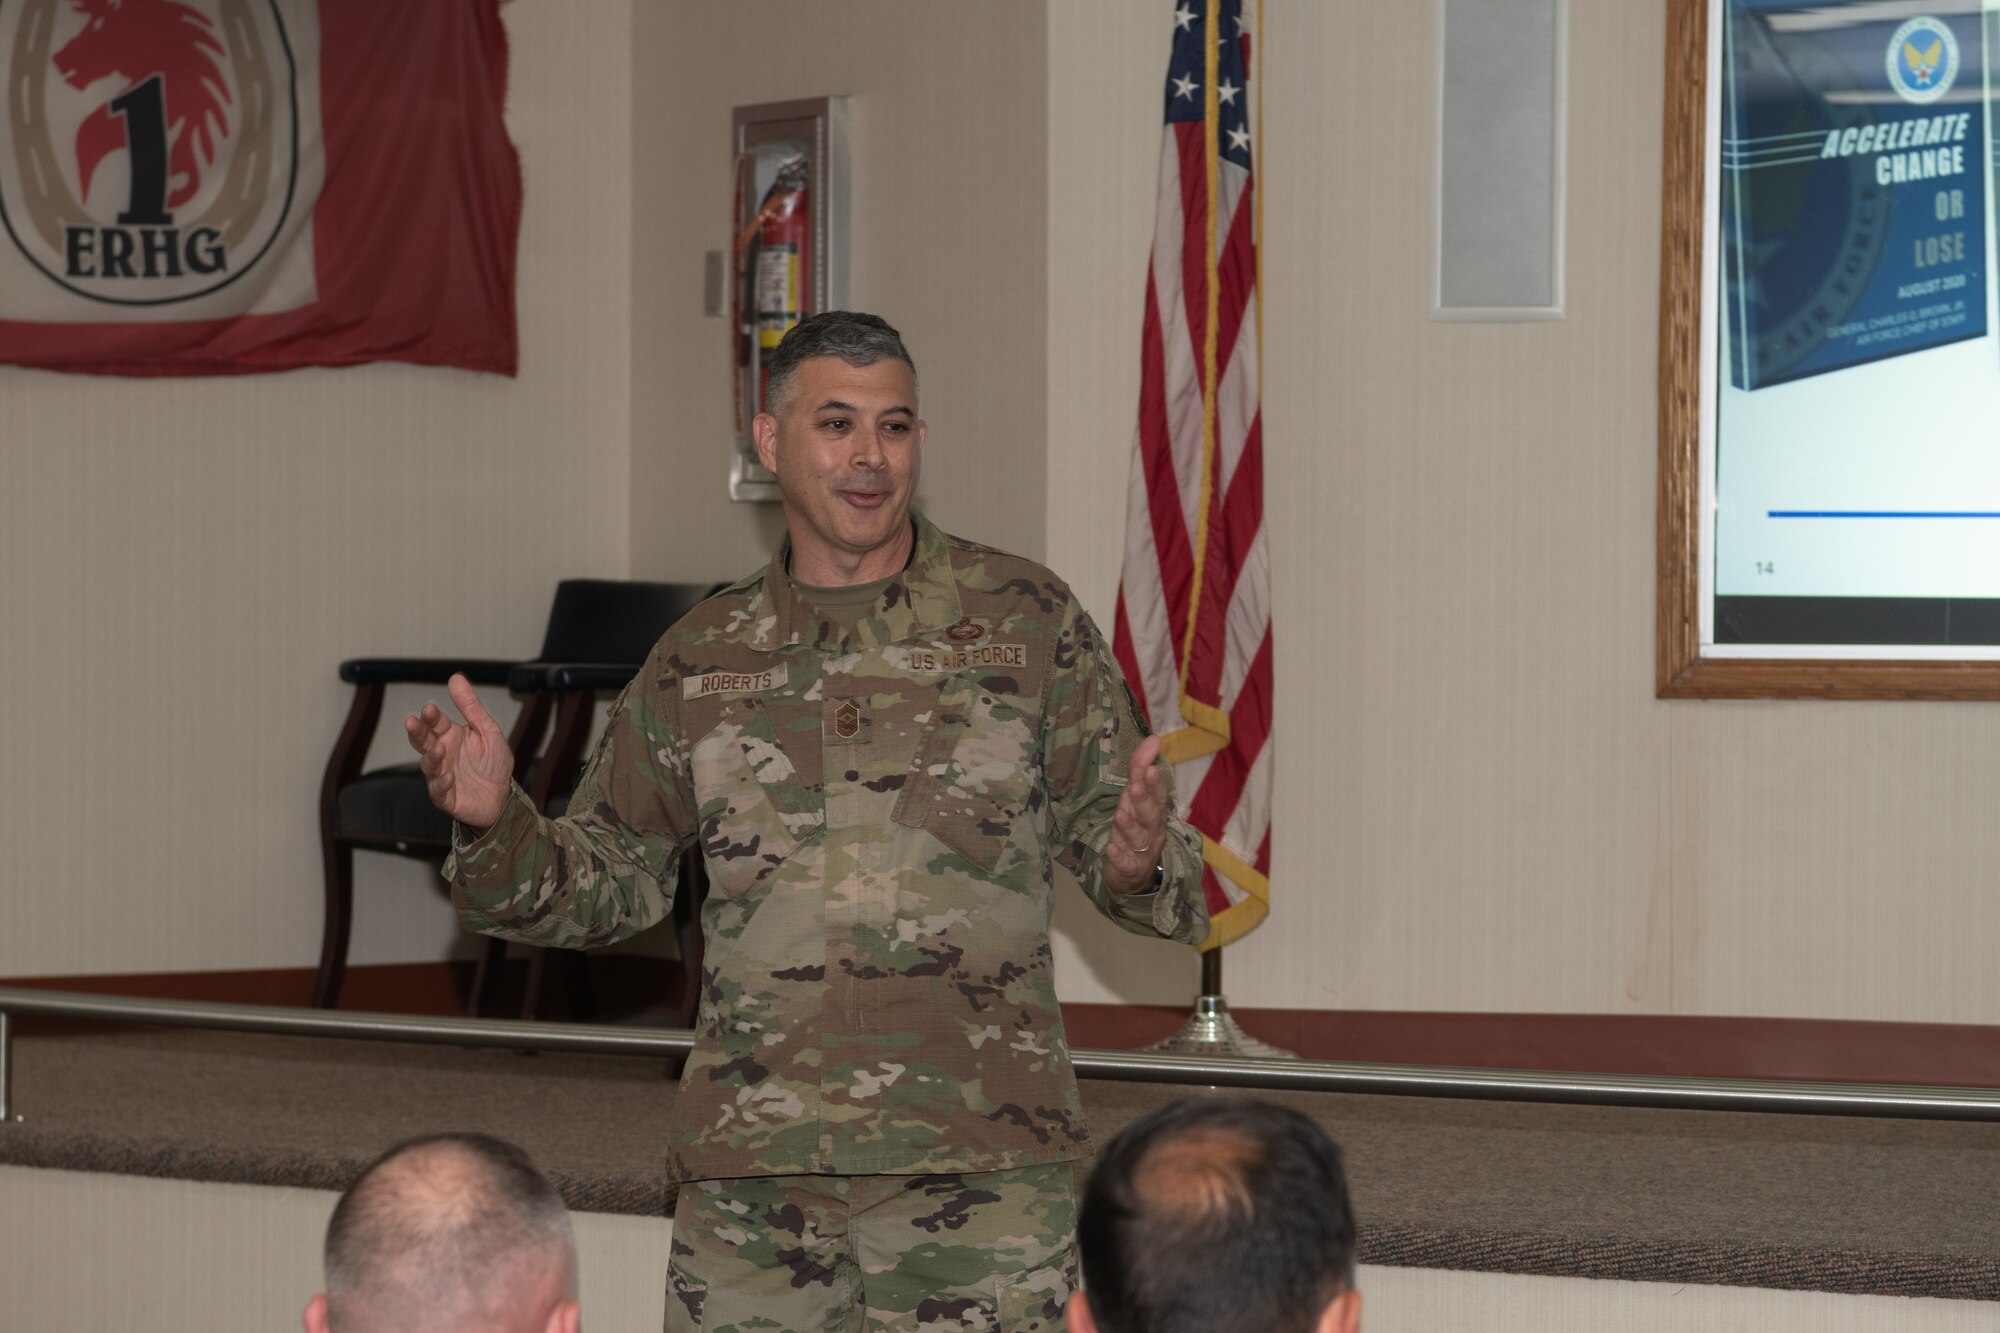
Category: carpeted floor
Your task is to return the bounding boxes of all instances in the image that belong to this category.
[4,1030,1999,1300]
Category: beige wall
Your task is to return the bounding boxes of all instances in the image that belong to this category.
[4,1167,1989,1333]
[1046,2,2000,1026]
[0,2,636,978]
[629,1,1049,583]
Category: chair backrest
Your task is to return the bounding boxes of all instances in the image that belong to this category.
[537,580,718,665]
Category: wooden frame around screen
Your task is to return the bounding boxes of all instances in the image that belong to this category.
[1655,0,2000,700]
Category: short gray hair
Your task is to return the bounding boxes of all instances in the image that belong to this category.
[764,310,918,417]
[324,1133,576,1331]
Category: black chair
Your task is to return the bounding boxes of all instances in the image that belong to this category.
[315,579,717,1018]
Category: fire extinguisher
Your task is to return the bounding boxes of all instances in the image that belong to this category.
[735,152,811,424]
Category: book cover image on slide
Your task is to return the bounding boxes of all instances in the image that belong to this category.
[1722,2,1988,391]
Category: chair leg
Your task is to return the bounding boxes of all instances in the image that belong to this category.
[312,843,354,1009]
[520,946,550,1021]
[671,856,709,1029]
[563,951,597,1022]
[467,936,507,1018]
[316,681,382,1011]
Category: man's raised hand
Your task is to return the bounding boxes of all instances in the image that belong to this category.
[1104,734,1172,896]
[404,673,514,831]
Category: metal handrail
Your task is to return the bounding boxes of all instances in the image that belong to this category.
[4,986,2000,1125]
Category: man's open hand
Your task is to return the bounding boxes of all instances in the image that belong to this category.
[1104,735,1171,896]
[404,673,513,831]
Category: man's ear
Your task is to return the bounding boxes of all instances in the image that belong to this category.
[1317,1285,1362,1333]
[1065,1289,1098,1333]
[544,1298,581,1333]
[302,1293,331,1333]
[753,412,779,474]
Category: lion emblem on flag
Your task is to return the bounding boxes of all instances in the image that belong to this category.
[55,0,234,210]
[0,0,301,307]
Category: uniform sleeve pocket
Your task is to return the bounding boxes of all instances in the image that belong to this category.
[670,1267,796,1333]
[891,676,1038,875]
[994,1249,1076,1331]
[665,1252,707,1331]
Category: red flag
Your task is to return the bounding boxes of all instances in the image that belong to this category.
[1114,0,1271,950]
[0,0,522,376]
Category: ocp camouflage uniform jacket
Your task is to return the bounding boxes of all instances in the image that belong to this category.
[448,511,1207,1186]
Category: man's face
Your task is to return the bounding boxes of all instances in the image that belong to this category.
[753,355,924,582]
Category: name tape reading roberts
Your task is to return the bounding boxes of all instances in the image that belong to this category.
[684,665,789,699]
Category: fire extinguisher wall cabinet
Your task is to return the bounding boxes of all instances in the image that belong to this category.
[729,96,851,502]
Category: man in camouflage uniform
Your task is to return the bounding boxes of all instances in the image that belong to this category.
[407,311,1208,1331]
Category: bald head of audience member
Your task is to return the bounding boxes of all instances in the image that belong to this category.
[1071,1097,1360,1333]
[303,1132,580,1333]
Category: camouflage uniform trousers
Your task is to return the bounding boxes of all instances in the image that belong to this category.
[666,1162,1077,1333]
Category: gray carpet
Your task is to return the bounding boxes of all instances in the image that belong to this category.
[4,1030,2000,1300]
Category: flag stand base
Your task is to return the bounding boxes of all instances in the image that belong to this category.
[1142,948,1297,1060]
[1143,993,1297,1059]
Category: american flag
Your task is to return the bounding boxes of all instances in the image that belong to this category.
[1114,0,1270,950]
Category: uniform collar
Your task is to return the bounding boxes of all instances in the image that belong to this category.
[743,509,964,652]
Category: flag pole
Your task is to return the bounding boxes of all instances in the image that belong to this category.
[1141,0,1291,1062]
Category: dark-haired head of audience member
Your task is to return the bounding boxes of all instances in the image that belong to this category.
[304,1132,580,1333]
[1071,1096,1360,1333]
